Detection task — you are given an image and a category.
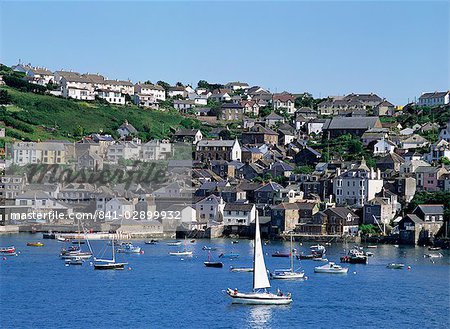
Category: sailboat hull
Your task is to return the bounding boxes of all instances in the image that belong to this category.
[226,289,292,305]
[270,271,305,280]
[94,263,127,270]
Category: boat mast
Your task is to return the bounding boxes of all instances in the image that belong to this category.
[112,238,116,263]
[290,232,294,273]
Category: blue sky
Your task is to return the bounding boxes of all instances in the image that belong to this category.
[0,1,448,104]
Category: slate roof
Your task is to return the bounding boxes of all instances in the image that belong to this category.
[322,117,380,130]
[415,204,444,215]
[419,91,450,99]
[255,182,283,192]
[197,139,236,147]
[224,203,254,211]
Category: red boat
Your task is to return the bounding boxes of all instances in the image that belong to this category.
[0,246,16,255]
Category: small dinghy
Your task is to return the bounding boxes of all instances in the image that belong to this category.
[219,252,239,258]
[424,253,443,258]
[169,250,193,257]
[167,241,182,246]
[271,251,290,258]
[428,246,441,251]
[27,242,44,247]
[230,266,253,272]
[65,257,84,266]
[314,262,348,274]
[386,263,405,269]
[202,246,217,251]
[204,252,223,268]
[366,245,378,249]
[145,240,158,245]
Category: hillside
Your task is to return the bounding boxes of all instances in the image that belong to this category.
[0,86,203,144]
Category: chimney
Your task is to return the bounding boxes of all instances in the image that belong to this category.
[336,167,341,176]
[377,168,381,180]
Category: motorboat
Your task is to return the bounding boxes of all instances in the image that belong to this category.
[428,246,441,251]
[367,245,378,249]
[314,262,348,274]
[231,240,239,244]
[386,263,405,269]
[0,246,16,255]
[167,241,182,246]
[145,240,158,245]
[202,246,217,251]
[225,212,292,305]
[340,248,368,264]
[116,243,141,254]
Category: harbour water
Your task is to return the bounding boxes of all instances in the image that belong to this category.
[1,234,449,329]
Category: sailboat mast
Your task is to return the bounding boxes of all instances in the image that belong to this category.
[112,238,116,263]
[290,232,294,272]
[252,217,257,290]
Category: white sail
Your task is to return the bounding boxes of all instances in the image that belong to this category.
[253,214,270,290]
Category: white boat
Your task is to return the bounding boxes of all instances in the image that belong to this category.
[226,214,292,305]
[386,263,405,269]
[169,251,193,256]
[367,245,378,249]
[314,262,348,274]
[65,257,84,265]
[167,241,182,246]
[230,266,253,272]
[424,253,443,258]
[57,236,69,242]
[312,257,328,262]
[270,232,305,280]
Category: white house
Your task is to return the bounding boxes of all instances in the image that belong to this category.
[167,86,187,98]
[96,89,125,105]
[373,139,396,155]
[223,202,256,227]
[439,120,450,142]
[134,83,166,100]
[307,119,326,135]
[104,197,134,221]
[195,195,225,227]
[272,93,296,114]
[141,140,172,161]
[424,139,450,163]
[107,141,141,163]
[104,80,134,95]
[13,64,55,85]
[60,74,95,101]
[333,160,384,208]
[418,91,450,107]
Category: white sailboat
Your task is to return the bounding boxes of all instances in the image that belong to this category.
[226,215,292,305]
[270,233,305,280]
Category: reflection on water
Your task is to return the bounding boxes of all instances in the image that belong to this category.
[247,305,274,329]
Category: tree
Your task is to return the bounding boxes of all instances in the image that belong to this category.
[440,157,450,165]
[295,92,314,108]
[0,90,12,105]
[197,80,209,89]
[176,82,184,87]
[157,80,170,91]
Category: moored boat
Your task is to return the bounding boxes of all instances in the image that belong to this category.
[271,251,290,258]
[27,242,44,247]
[270,233,305,280]
[424,253,443,258]
[367,245,378,249]
[386,263,405,269]
[204,252,223,268]
[202,246,217,251]
[428,246,441,251]
[314,262,348,274]
[145,240,158,245]
[169,250,193,257]
[0,246,16,255]
[65,257,84,266]
[167,241,182,246]
[116,243,141,254]
[230,266,253,272]
[219,252,239,258]
[340,248,368,264]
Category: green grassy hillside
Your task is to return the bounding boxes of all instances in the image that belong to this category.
[0,86,202,144]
